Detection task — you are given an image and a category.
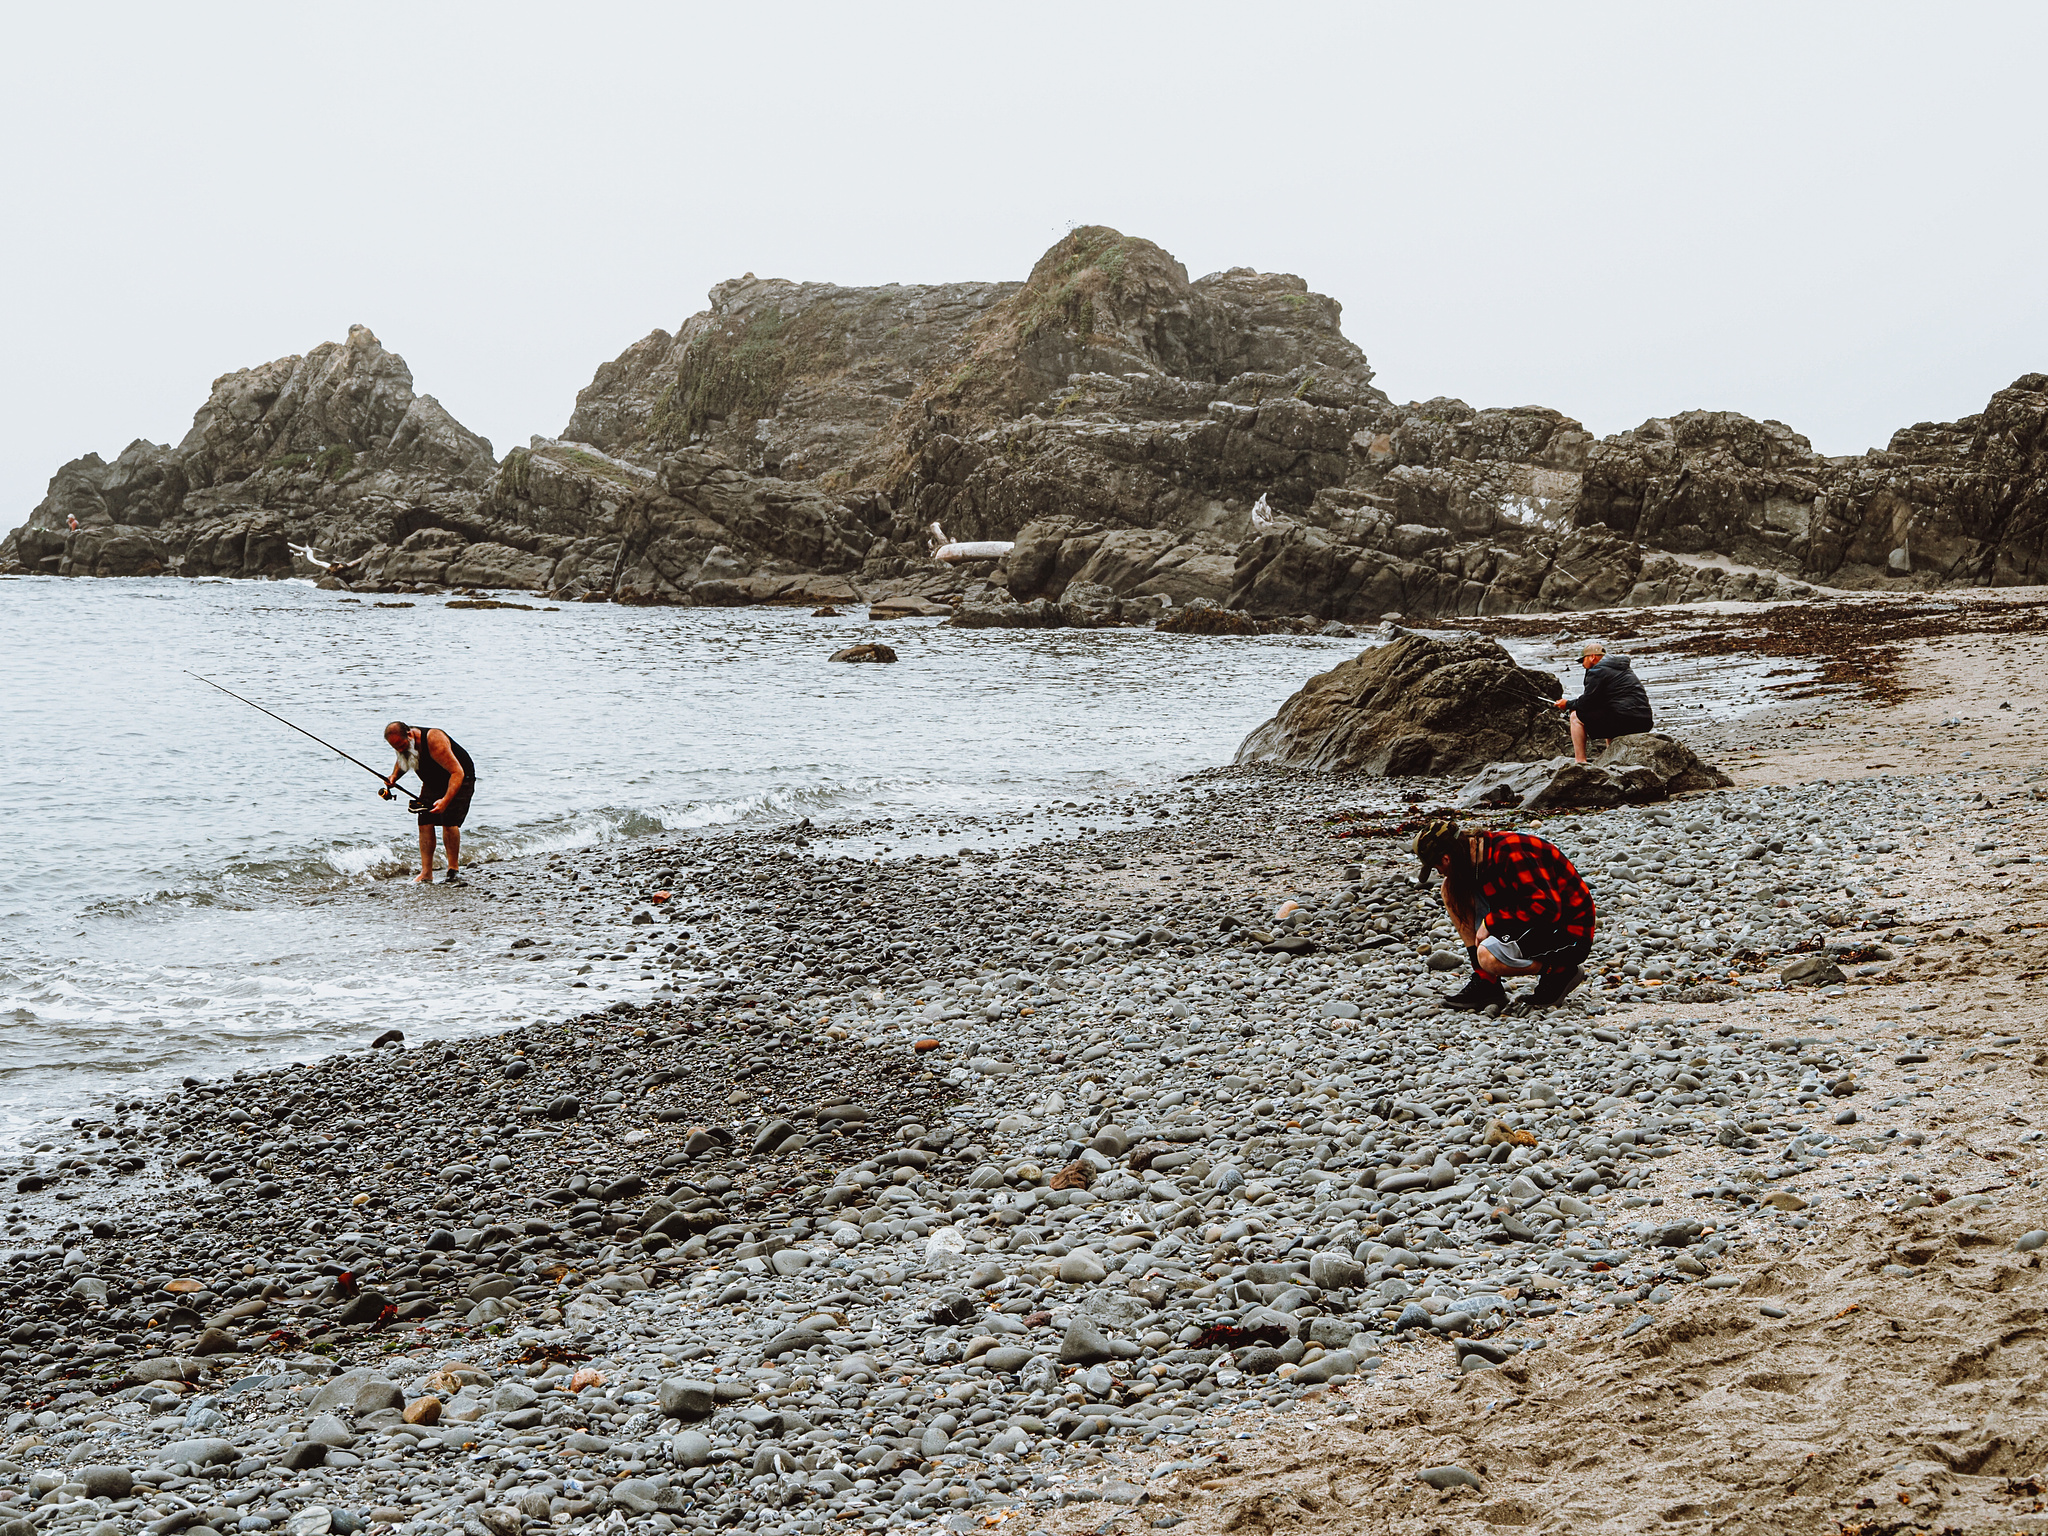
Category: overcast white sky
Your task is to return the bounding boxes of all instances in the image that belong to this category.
[5,2,2044,520]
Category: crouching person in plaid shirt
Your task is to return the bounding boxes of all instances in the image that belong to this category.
[1413,818,1594,1013]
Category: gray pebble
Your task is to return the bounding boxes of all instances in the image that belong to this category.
[1059,1317,1113,1364]
[1418,1465,1484,1490]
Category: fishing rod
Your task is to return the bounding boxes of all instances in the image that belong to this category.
[184,672,425,809]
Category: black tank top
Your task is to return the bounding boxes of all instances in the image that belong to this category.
[414,728,475,798]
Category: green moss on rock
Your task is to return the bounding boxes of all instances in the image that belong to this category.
[650,306,850,450]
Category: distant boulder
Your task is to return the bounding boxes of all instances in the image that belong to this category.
[1236,632,1566,776]
[829,643,898,664]
[950,588,1060,629]
[1156,600,1259,636]
[1057,581,1123,629]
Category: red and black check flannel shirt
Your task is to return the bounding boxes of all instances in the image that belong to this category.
[1473,831,1594,941]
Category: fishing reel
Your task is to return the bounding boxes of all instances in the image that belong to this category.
[379,788,432,813]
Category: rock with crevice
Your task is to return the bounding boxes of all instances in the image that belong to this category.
[1454,733,1734,810]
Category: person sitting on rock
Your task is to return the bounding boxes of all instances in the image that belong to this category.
[1414,818,1593,1012]
[1554,640,1653,762]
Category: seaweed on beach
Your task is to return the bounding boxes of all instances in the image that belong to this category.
[1459,594,2048,706]
[1652,596,2048,705]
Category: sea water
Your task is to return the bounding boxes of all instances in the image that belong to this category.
[0,576,1777,1144]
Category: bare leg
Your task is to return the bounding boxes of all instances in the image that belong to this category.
[1569,711,1590,764]
[1475,937,1542,979]
[415,825,434,884]
[444,827,461,877]
[1439,884,1476,946]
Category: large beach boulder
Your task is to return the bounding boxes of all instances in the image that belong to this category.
[1235,632,1567,776]
[1455,732,1733,810]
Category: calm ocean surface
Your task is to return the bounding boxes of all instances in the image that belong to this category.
[0,576,1769,1146]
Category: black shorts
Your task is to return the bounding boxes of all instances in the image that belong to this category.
[1478,919,1591,973]
[1572,707,1652,741]
[418,780,475,828]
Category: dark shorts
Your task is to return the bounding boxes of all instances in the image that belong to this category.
[1478,918,1591,974]
[418,780,475,828]
[1572,708,1652,741]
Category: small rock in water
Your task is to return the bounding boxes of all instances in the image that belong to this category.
[828,643,898,664]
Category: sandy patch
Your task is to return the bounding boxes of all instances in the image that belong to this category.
[1032,613,2048,1536]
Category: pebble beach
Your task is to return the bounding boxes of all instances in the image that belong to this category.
[7,595,2048,1536]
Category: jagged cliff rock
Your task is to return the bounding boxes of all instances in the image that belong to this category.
[562,275,1018,484]
[4,327,499,580]
[12,232,2048,616]
[547,227,2048,616]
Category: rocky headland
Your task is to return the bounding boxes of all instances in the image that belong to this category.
[8,229,2048,622]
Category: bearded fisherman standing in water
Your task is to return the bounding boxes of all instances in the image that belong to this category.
[381,721,476,884]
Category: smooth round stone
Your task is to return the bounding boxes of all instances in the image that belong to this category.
[1418,1466,1483,1491]
[1057,1252,1106,1282]
[76,1466,132,1499]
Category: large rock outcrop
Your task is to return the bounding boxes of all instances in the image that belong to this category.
[3,327,497,581]
[550,227,2048,616]
[1234,633,1567,776]
[562,275,1019,483]
[12,230,2048,617]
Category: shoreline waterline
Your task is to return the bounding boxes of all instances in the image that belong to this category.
[1,575,1818,1147]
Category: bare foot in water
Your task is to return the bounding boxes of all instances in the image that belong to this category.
[413,872,433,884]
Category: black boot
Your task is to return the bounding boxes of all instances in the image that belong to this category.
[1442,971,1508,1012]
[1529,965,1587,1008]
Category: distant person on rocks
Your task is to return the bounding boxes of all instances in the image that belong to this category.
[1555,640,1653,762]
[66,514,78,532]
[381,721,476,885]
[1414,819,1592,1013]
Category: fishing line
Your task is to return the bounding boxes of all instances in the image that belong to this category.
[184,672,423,808]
